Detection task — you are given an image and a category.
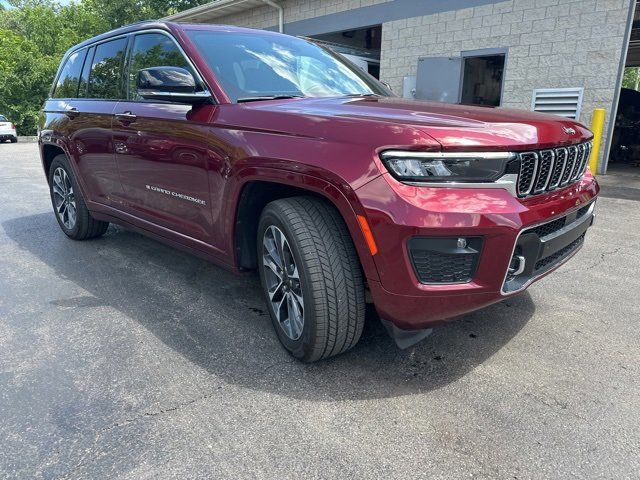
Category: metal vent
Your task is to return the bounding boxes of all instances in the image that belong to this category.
[531,87,584,120]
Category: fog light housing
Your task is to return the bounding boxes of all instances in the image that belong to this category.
[408,237,483,284]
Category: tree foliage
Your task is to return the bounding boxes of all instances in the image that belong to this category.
[622,67,640,92]
[0,0,205,135]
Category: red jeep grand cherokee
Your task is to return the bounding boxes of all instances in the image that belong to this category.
[39,22,598,361]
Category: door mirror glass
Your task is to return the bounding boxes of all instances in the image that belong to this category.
[137,66,196,94]
[136,66,210,104]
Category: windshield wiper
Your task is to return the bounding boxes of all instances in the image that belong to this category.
[237,94,305,103]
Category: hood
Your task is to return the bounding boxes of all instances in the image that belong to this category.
[239,96,592,151]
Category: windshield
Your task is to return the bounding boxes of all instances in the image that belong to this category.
[0,115,7,122]
[186,31,390,103]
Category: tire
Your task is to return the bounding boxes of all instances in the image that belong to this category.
[257,196,366,362]
[10,137,17,143]
[48,154,109,240]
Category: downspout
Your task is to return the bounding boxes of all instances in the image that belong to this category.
[262,0,284,33]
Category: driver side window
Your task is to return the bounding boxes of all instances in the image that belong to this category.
[128,33,196,101]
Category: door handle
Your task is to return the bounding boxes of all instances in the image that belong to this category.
[115,111,137,124]
[65,106,79,118]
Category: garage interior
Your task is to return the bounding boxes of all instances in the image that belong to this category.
[608,0,640,175]
[310,25,382,79]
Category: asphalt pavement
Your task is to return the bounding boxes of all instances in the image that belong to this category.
[1,142,639,479]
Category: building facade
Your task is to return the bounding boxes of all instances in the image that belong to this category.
[168,0,637,172]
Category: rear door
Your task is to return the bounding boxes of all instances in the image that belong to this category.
[112,31,217,243]
[56,38,129,205]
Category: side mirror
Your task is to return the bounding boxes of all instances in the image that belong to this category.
[137,66,211,104]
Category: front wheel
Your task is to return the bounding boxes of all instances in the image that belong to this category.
[257,197,366,362]
[48,154,109,240]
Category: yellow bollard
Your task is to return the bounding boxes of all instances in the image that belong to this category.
[589,108,606,174]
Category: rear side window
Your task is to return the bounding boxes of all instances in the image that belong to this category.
[127,33,195,101]
[53,49,87,98]
[88,37,128,99]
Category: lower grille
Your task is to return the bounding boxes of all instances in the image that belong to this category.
[534,234,585,271]
[502,200,595,294]
[529,216,566,238]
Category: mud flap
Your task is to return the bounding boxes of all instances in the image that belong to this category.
[381,318,433,349]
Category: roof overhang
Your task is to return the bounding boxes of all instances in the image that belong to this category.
[164,0,272,24]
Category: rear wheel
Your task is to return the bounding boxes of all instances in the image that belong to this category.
[257,196,365,362]
[10,137,17,143]
[48,154,109,240]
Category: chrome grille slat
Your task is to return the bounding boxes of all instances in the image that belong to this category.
[578,142,591,177]
[548,147,567,190]
[572,144,585,181]
[560,145,578,187]
[532,150,554,194]
[516,141,591,198]
[517,152,539,196]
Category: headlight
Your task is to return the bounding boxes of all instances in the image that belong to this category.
[380,150,517,183]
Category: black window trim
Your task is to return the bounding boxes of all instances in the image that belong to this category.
[78,45,96,99]
[121,28,214,104]
[50,29,214,104]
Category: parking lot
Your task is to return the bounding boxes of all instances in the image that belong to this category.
[1,142,639,479]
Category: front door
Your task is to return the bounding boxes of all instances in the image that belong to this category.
[112,32,218,244]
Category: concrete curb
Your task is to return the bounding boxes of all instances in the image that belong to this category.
[17,136,38,143]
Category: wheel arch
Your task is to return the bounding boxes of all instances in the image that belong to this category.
[41,143,67,182]
[39,137,92,203]
[230,170,380,283]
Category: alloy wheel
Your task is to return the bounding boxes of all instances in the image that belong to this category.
[52,167,77,230]
[262,225,305,340]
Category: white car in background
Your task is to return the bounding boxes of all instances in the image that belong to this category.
[0,115,17,143]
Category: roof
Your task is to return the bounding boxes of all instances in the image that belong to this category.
[164,0,270,23]
[68,21,174,52]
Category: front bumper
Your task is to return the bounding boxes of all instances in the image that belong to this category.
[356,171,599,330]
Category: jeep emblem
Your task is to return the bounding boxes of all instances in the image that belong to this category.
[563,126,576,135]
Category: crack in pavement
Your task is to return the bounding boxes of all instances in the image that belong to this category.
[556,246,623,276]
[60,391,218,479]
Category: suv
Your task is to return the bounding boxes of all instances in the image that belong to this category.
[0,115,17,143]
[39,22,599,362]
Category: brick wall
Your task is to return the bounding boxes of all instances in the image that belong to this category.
[380,0,632,167]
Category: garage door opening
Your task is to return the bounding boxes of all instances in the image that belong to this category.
[460,54,505,107]
[310,25,381,79]
[415,48,507,105]
[607,0,640,175]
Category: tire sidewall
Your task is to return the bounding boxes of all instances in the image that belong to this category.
[49,156,82,238]
[257,208,317,360]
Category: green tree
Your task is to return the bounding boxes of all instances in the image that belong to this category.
[0,0,206,135]
[622,67,640,92]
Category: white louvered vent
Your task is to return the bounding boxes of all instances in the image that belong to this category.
[531,87,584,120]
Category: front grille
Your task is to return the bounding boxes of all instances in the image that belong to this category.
[534,233,585,271]
[516,141,592,197]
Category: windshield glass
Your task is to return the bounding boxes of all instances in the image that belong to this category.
[0,115,7,122]
[186,31,389,102]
